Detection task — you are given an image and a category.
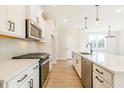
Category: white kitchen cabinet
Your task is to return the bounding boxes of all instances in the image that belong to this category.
[93,64,113,88]
[0,6,6,34]
[29,68,39,88]
[6,6,25,38]
[0,5,25,38]
[18,77,31,88]
[30,6,42,25]
[7,62,39,88]
[93,72,112,88]
[19,69,39,88]
[72,53,81,78]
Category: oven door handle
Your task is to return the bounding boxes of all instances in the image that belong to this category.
[41,59,49,65]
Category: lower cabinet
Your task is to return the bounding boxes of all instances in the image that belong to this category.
[7,62,39,88]
[30,69,39,88]
[93,64,113,88]
[93,72,112,88]
[19,69,39,88]
[72,53,81,78]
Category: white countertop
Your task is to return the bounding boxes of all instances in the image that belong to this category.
[0,59,40,82]
[73,51,124,73]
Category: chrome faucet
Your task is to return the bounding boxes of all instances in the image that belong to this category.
[86,42,93,54]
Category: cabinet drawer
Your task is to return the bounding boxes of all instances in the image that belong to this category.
[93,64,113,85]
[7,62,39,88]
[93,72,112,88]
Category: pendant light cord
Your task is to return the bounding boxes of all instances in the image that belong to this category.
[85,17,87,29]
[96,5,99,21]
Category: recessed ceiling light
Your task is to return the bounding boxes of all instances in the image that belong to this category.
[64,19,68,22]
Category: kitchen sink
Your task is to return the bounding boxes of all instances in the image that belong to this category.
[79,52,92,55]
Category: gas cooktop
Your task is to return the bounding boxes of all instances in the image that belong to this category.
[12,53,50,61]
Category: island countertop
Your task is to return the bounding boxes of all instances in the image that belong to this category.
[73,51,124,87]
[73,51,124,73]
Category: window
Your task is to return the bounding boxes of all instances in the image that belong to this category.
[89,35,106,49]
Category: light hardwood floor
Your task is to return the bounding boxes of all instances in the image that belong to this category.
[46,60,82,88]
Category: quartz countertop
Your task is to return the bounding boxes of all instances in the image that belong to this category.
[73,51,124,73]
[0,59,40,82]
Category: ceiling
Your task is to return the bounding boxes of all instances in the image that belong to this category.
[43,5,124,32]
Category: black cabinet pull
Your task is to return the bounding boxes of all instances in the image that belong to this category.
[29,79,33,88]
[12,22,15,32]
[96,76,104,83]
[28,80,32,88]
[17,74,28,82]
[8,21,12,30]
[31,79,33,88]
[33,66,39,70]
[96,69,103,74]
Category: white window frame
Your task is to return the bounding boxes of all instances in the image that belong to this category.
[89,34,106,49]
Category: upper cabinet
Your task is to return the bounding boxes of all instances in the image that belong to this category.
[0,5,48,42]
[0,6,6,34]
[0,6,25,38]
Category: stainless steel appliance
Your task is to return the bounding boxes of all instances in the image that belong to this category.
[81,58,93,88]
[40,58,49,87]
[25,19,42,41]
[0,81,3,88]
[12,53,50,88]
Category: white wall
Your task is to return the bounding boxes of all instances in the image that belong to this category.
[116,31,124,56]
[57,29,82,59]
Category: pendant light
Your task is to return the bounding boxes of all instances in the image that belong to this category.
[84,17,88,29]
[96,5,99,23]
[105,25,116,38]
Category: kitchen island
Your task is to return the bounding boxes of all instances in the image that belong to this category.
[72,51,124,88]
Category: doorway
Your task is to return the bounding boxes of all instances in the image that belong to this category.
[66,36,75,59]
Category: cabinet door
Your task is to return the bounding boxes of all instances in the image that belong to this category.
[93,72,112,88]
[72,54,77,69]
[6,5,25,38]
[76,56,81,78]
[30,69,39,88]
[18,78,31,88]
[0,6,7,34]
[30,5,41,24]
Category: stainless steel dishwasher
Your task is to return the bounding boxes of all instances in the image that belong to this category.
[81,58,93,88]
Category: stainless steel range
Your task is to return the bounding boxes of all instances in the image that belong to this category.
[12,53,50,88]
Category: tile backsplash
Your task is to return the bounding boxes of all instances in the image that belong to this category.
[0,37,44,62]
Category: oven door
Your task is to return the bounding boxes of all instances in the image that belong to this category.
[40,59,49,87]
